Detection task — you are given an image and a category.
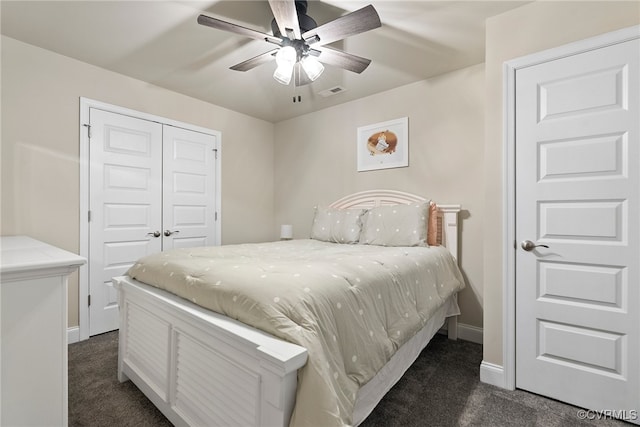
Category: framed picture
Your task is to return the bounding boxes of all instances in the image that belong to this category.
[356,117,409,171]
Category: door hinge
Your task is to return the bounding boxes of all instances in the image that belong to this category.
[88,210,92,222]
[88,294,91,306]
[213,148,218,159]
[214,211,218,221]
[83,124,91,139]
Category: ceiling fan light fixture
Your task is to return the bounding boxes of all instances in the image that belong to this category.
[198,1,382,88]
[275,46,297,66]
[301,55,324,81]
[273,63,294,85]
[273,45,297,84]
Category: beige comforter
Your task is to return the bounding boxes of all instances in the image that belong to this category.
[127,239,464,427]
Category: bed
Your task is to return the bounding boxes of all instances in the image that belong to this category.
[113,190,463,427]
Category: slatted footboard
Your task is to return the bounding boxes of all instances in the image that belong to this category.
[114,276,308,427]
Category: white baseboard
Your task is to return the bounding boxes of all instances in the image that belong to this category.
[480,361,506,388]
[458,323,483,344]
[67,326,80,344]
[439,322,483,344]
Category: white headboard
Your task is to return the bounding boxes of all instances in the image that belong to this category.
[329,190,461,261]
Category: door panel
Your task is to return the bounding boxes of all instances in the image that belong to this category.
[538,133,625,179]
[162,125,217,250]
[538,64,627,120]
[538,261,624,308]
[537,320,625,374]
[538,200,623,240]
[89,109,163,336]
[515,39,639,419]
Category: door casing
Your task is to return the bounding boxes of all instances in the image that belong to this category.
[78,97,222,342]
[498,25,640,390]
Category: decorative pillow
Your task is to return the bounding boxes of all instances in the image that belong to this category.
[427,201,440,246]
[360,202,430,247]
[310,207,366,244]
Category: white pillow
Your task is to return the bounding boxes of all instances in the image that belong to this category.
[359,202,429,247]
[310,207,366,244]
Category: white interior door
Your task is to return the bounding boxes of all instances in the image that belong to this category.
[89,109,163,336]
[515,38,639,421]
[162,125,217,250]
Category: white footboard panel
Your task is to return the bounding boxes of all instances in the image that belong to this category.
[114,276,308,427]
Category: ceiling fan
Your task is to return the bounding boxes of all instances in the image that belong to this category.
[197,0,381,86]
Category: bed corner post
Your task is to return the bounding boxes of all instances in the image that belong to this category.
[257,345,308,427]
[437,205,461,262]
[436,205,461,341]
[447,316,459,340]
[113,277,130,383]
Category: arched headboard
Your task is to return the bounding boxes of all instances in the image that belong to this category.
[329,190,461,261]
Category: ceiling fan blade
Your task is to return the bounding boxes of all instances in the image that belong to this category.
[268,0,301,40]
[197,14,281,45]
[313,46,371,74]
[230,49,278,72]
[302,4,381,47]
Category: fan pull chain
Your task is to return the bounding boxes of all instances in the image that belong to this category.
[292,64,301,103]
[293,64,297,102]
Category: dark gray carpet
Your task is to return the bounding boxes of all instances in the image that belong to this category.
[69,332,628,426]
[68,331,171,427]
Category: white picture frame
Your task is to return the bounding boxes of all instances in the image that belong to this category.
[356,117,409,172]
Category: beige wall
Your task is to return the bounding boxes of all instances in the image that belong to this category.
[274,64,486,329]
[7,0,636,342]
[1,36,276,328]
[483,1,640,365]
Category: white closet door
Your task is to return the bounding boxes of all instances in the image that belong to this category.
[515,38,639,420]
[89,109,163,336]
[162,125,217,249]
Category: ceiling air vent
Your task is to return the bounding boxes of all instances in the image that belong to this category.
[318,86,347,97]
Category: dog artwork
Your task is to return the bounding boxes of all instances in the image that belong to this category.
[367,130,398,155]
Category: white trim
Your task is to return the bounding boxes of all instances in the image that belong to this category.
[438,324,483,345]
[439,323,483,344]
[78,97,222,342]
[79,102,90,342]
[502,25,640,391]
[479,361,505,388]
[67,326,80,344]
[458,323,483,344]
[502,57,517,391]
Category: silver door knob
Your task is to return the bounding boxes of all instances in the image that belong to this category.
[164,230,180,237]
[146,231,161,238]
[521,240,549,251]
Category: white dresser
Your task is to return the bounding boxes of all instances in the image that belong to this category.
[0,236,86,426]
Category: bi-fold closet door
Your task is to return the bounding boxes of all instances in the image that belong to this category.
[88,108,217,336]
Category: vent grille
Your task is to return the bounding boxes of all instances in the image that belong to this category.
[318,86,347,97]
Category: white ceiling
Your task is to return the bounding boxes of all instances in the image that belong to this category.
[1,0,528,123]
